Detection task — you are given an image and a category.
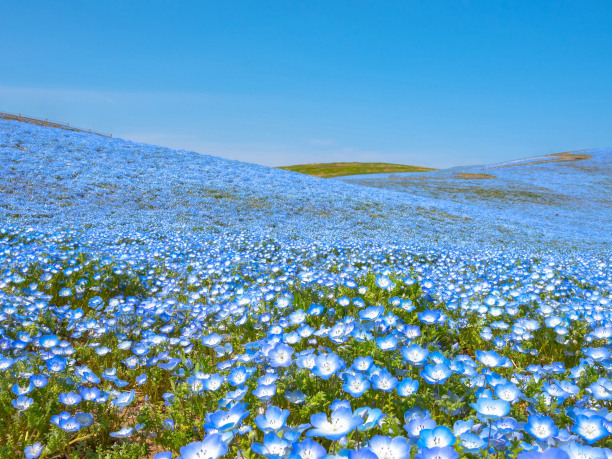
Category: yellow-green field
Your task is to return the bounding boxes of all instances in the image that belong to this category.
[278,162,436,178]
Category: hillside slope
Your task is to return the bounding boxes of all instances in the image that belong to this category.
[1,119,609,249]
[340,150,612,247]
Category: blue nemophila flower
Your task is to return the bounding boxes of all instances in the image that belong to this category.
[258,372,279,386]
[30,374,48,388]
[493,417,518,434]
[228,366,250,386]
[405,415,436,439]
[352,356,374,372]
[253,383,277,400]
[312,353,345,380]
[559,443,606,458]
[275,294,293,309]
[368,435,411,459]
[396,378,419,397]
[202,333,223,348]
[418,309,445,325]
[399,324,421,339]
[343,372,370,398]
[12,382,33,396]
[359,306,384,321]
[459,432,485,453]
[112,390,135,408]
[80,387,102,401]
[494,382,522,403]
[59,416,81,433]
[204,374,225,391]
[12,396,34,411]
[282,423,310,443]
[153,452,172,459]
[428,350,450,366]
[470,397,510,420]
[348,448,379,459]
[355,407,384,431]
[371,368,399,392]
[375,275,395,290]
[223,385,248,404]
[559,380,579,396]
[95,346,111,356]
[163,419,175,431]
[414,446,458,459]
[74,412,94,428]
[420,363,452,385]
[417,426,455,448]
[268,342,294,368]
[78,367,101,384]
[453,419,474,436]
[323,401,348,413]
[158,358,181,371]
[542,382,572,403]
[110,427,134,438]
[296,352,317,370]
[516,448,570,459]
[572,415,608,444]
[402,345,429,367]
[525,415,559,442]
[252,432,291,458]
[205,403,250,432]
[180,434,228,459]
[289,309,307,325]
[59,392,82,406]
[584,347,611,362]
[587,378,612,400]
[475,350,507,368]
[131,343,150,356]
[0,356,15,371]
[285,389,305,404]
[307,406,364,441]
[39,334,59,349]
[255,405,290,433]
[46,356,67,373]
[376,335,398,351]
[291,438,327,459]
[24,443,44,459]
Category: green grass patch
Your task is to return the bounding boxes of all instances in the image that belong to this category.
[278,162,436,178]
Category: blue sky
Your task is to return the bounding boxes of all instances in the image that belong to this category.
[1,1,611,167]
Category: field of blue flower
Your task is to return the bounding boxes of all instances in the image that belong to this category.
[1,119,611,459]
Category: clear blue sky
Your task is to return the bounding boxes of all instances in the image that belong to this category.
[1,1,611,167]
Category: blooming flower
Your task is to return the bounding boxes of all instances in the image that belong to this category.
[312,353,345,380]
[24,443,44,459]
[470,397,510,420]
[525,415,559,442]
[180,434,228,459]
[420,363,452,385]
[572,415,608,444]
[307,406,364,441]
[368,435,411,459]
[255,405,290,433]
[268,343,294,368]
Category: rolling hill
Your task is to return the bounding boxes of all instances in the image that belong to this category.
[1,119,610,249]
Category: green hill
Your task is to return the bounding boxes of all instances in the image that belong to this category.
[278,162,436,178]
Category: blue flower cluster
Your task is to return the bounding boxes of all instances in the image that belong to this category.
[0,120,611,458]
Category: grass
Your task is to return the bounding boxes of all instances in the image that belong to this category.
[278,162,436,178]
[485,152,592,170]
[453,172,495,179]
